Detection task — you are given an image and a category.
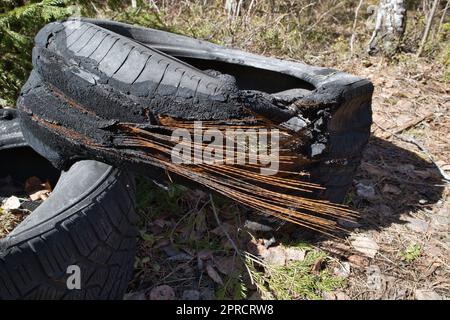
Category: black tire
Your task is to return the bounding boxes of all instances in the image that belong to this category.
[21,19,372,204]
[85,19,373,203]
[0,110,138,300]
[31,20,249,122]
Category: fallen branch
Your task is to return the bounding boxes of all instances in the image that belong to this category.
[383,112,433,139]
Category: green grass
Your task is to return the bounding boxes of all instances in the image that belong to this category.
[246,249,345,300]
[401,244,421,263]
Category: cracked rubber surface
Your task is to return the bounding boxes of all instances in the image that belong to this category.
[0,112,137,300]
[19,19,373,204]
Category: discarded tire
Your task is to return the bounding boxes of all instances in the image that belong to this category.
[87,19,374,203]
[0,109,137,299]
[19,19,373,205]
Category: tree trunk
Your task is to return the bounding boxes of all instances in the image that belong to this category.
[417,0,440,56]
[367,0,407,55]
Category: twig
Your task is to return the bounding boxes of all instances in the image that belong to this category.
[374,122,450,181]
[417,0,440,57]
[383,112,433,139]
[209,193,256,285]
[210,194,241,255]
[306,2,345,32]
[350,0,365,57]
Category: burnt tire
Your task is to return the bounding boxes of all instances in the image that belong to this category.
[20,19,372,205]
[0,109,137,300]
[67,19,375,204]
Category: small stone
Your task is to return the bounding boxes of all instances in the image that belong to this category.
[356,183,376,200]
[351,235,379,258]
[182,290,200,300]
[263,237,276,248]
[430,207,449,231]
[419,199,427,204]
[282,117,309,132]
[311,143,326,157]
[149,285,175,300]
[262,246,286,266]
[285,247,306,261]
[322,291,337,300]
[244,220,273,232]
[414,289,443,300]
[406,218,429,233]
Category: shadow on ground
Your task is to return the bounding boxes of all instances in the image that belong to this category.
[275,136,446,244]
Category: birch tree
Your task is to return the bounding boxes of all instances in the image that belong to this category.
[367,0,407,55]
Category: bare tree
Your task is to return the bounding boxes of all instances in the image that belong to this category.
[367,0,407,55]
[417,0,440,56]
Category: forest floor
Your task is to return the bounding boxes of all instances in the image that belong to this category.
[125,55,449,300]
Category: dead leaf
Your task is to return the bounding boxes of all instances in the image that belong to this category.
[206,262,223,285]
[214,256,237,275]
[333,261,351,278]
[211,222,235,237]
[414,289,443,300]
[322,292,337,300]
[351,235,379,258]
[382,184,401,195]
[311,258,323,273]
[348,255,370,268]
[247,238,269,257]
[149,285,175,300]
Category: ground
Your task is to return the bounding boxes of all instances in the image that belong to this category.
[125,55,449,300]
